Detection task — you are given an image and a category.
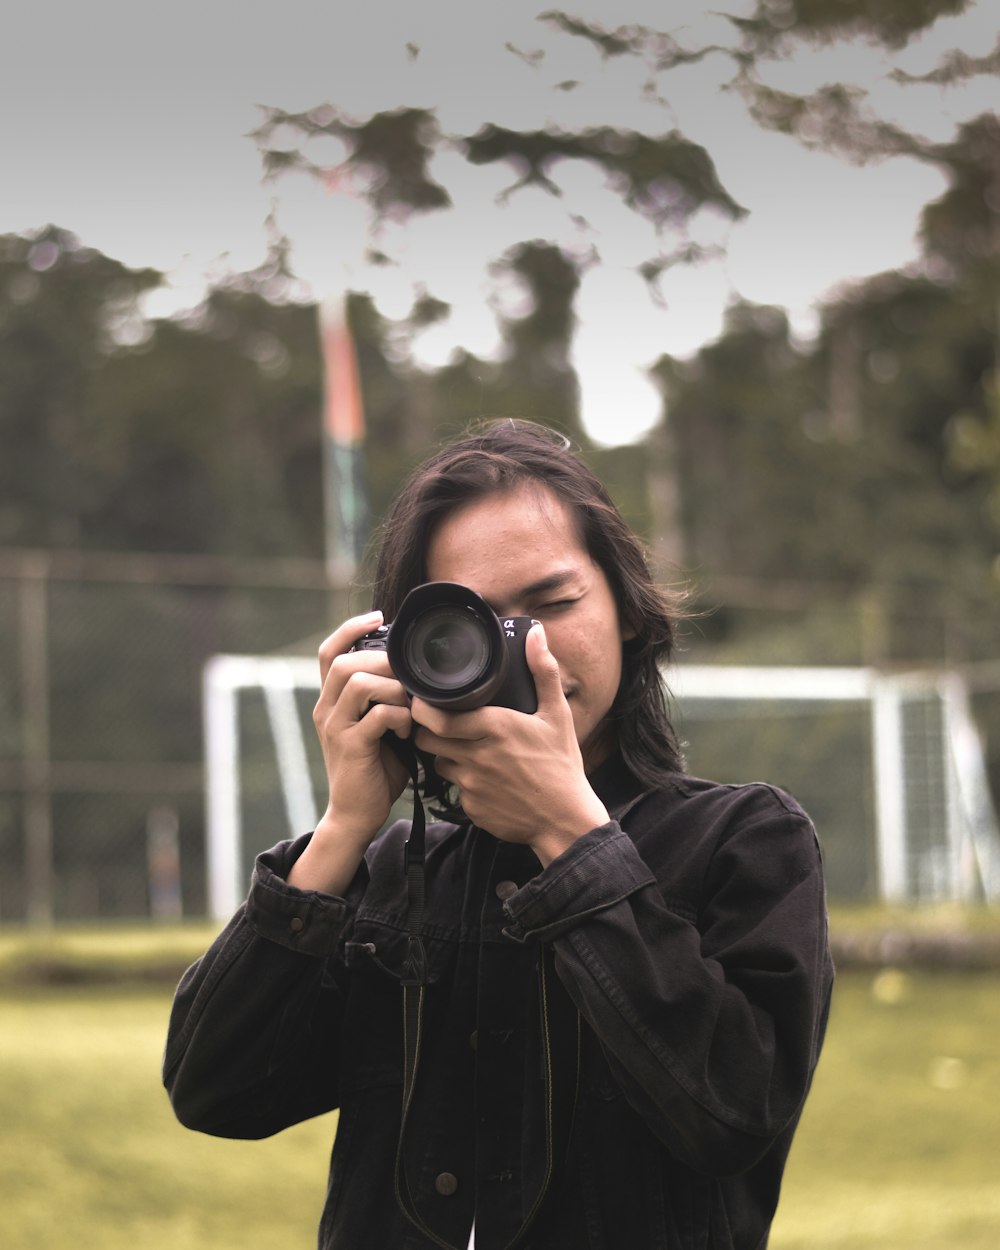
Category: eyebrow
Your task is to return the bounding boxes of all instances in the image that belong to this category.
[518,569,579,599]
[484,568,581,613]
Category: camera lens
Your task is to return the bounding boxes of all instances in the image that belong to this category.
[403,608,492,692]
[387,581,517,709]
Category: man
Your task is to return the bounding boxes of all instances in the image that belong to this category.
[165,420,834,1249]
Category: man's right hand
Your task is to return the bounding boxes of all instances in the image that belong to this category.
[288,611,413,896]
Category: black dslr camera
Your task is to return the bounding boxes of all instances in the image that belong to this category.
[355,581,537,714]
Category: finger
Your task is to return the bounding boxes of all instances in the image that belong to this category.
[319,640,397,712]
[342,671,411,720]
[318,610,384,684]
[431,753,456,782]
[315,671,407,736]
[525,624,565,711]
[313,672,408,748]
[410,699,491,742]
[367,702,414,743]
[412,725,458,760]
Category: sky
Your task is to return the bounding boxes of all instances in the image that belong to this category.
[2,0,996,446]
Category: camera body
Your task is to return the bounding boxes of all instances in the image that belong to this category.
[355,581,537,713]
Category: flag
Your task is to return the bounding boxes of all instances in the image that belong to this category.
[319,291,369,584]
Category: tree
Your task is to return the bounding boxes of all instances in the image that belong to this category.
[918,114,1000,522]
[244,0,997,598]
[0,226,160,547]
[246,3,989,390]
[0,227,330,558]
[653,250,998,664]
[247,20,750,447]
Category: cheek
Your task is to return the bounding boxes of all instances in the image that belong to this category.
[594,626,627,702]
[555,623,621,696]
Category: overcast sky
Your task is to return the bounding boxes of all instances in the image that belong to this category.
[2,0,995,444]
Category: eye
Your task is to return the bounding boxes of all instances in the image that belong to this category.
[538,598,578,614]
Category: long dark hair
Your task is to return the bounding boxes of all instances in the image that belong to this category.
[369,420,685,794]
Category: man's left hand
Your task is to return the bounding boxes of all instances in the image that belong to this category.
[412,624,610,866]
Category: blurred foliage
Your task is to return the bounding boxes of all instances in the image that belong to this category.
[2,3,999,915]
[547,1,972,54]
[2,71,998,650]
[460,123,746,226]
[255,105,452,219]
[239,0,1000,619]
[0,227,324,556]
[654,251,999,663]
[0,231,160,548]
[745,0,970,45]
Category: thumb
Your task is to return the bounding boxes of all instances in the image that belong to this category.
[525,623,564,709]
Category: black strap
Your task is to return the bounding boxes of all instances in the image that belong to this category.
[393,948,577,1250]
[386,737,579,1250]
[384,733,429,987]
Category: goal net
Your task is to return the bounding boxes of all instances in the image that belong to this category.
[203,657,1000,919]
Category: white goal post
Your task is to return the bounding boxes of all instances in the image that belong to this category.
[202,654,321,921]
[203,657,1000,919]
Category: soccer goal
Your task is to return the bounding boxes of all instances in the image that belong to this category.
[203,656,1000,919]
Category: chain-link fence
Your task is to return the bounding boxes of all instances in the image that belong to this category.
[0,549,339,924]
[4,548,1000,923]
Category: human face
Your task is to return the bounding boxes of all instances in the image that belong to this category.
[425,484,629,771]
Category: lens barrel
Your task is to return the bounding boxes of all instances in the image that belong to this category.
[388,582,510,710]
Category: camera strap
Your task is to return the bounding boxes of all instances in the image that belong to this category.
[383,735,578,1250]
[384,733,430,988]
[384,734,460,1247]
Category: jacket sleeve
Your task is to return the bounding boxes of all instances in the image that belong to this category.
[500,787,834,1178]
[162,833,362,1140]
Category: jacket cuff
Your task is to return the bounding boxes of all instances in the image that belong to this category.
[246,834,356,957]
[502,821,655,943]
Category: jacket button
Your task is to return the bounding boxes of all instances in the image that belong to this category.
[289,916,304,933]
[434,1172,459,1196]
[494,880,518,901]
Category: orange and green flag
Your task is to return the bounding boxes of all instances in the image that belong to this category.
[319,292,369,584]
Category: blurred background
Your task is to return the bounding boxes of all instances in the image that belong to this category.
[1,1,999,1247]
[3,0,1000,924]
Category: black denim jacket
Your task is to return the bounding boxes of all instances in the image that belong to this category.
[164,757,834,1250]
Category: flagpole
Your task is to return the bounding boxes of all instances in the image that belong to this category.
[278,151,372,627]
[319,288,369,624]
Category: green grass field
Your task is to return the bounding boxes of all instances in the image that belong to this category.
[0,985,336,1250]
[771,969,1000,1249]
[1,930,999,1249]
